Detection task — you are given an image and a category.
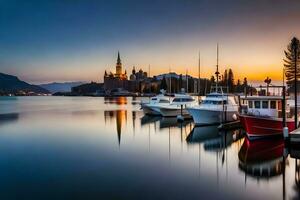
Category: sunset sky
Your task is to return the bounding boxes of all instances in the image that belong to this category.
[1,0,300,84]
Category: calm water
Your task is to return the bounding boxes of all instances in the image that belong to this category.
[0,96,299,200]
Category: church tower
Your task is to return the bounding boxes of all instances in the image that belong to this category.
[116,51,122,77]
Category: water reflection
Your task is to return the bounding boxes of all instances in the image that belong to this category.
[294,159,300,199]
[239,137,285,178]
[104,96,127,105]
[104,110,127,145]
[2,96,300,199]
[186,125,220,143]
[0,113,19,126]
[187,126,244,151]
[141,115,192,130]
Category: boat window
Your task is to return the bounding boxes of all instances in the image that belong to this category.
[248,101,253,108]
[173,98,181,102]
[202,100,223,105]
[151,98,157,101]
[270,101,276,109]
[223,100,227,104]
[159,99,169,103]
[254,101,261,109]
[183,98,194,102]
[262,101,268,109]
[173,98,193,102]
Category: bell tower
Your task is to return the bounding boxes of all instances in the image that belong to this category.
[116,51,122,77]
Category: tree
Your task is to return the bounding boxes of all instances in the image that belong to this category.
[284,37,300,128]
[264,77,272,95]
[210,75,215,83]
[179,74,183,90]
[235,79,242,93]
[160,76,167,90]
[228,69,234,92]
[284,37,300,89]
[243,77,248,94]
[243,77,248,87]
[223,69,228,86]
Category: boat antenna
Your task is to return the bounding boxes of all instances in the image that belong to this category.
[198,51,201,96]
[186,69,188,93]
[215,44,220,90]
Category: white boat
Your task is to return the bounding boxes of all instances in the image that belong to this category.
[187,44,239,125]
[141,90,171,115]
[159,93,197,117]
[187,91,239,125]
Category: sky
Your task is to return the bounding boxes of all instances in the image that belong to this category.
[0,0,300,84]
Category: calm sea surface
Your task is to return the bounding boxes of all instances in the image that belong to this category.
[0,96,299,200]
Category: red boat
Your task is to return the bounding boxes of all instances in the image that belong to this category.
[239,94,296,139]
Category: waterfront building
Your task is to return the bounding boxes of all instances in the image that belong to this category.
[103,52,150,93]
[104,52,128,91]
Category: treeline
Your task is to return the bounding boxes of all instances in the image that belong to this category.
[158,69,255,94]
[213,69,254,94]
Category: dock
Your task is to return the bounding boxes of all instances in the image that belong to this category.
[286,128,300,159]
[289,128,300,144]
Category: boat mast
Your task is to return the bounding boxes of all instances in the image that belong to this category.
[215,44,220,90]
[169,67,171,94]
[149,64,151,93]
[198,51,201,96]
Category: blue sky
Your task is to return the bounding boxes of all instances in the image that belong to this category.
[1,0,300,84]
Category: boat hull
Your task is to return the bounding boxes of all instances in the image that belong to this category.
[187,108,238,125]
[239,115,296,138]
[141,104,161,115]
[159,107,190,117]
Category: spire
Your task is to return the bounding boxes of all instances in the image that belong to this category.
[117,51,121,64]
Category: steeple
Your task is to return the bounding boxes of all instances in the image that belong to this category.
[117,51,121,64]
[116,51,122,76]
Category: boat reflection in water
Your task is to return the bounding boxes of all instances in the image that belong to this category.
[0,113,19,126]
[186,125,220,143]
[238,137,285,178]
[140,115,193,130]
[187,125,244,151]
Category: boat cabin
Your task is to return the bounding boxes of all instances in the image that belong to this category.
[171,94,195,105]
[241,96,290,118]
[150,95,170,104]
[203,93,238,106]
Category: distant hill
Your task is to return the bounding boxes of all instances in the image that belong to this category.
[0,73,50,95]
[39,81,85,93]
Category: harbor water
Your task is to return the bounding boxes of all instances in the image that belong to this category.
[0,96,299,199]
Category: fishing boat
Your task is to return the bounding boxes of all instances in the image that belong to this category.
[159,93,197,117]
[141,90,170,115]
[239,87,296,138]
